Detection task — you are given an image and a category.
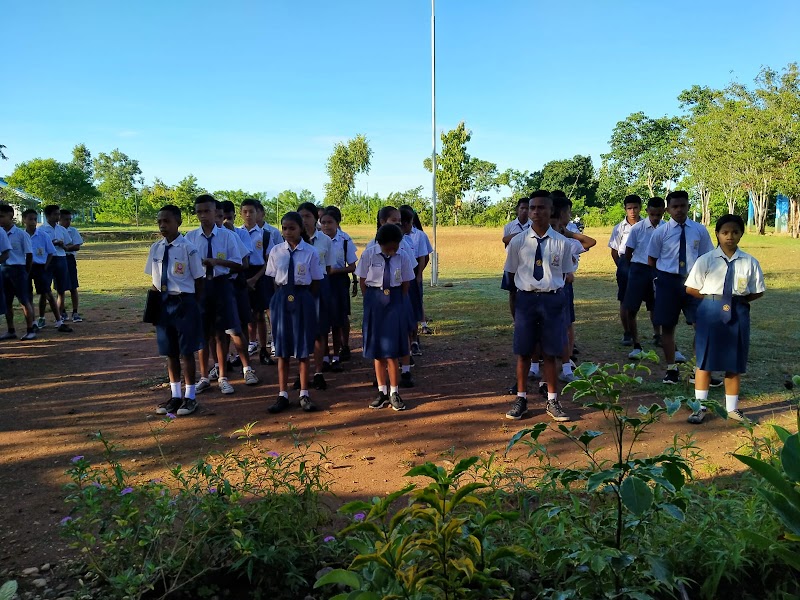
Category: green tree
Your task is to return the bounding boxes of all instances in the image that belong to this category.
[6,158,97,213]
[423,121,475,225]
[0,144,8,161]
[93,149,144,224]
[539,154,598,205]
[596,158,630,209]
[324,135,372,206]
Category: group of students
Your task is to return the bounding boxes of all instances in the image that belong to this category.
[145,195,433,417]
[0,204,84,341]
[610,191,766,423]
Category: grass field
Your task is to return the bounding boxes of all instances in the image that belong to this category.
[75,224,800,398]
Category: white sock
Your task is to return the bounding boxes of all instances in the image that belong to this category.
[695,389,709,401]
[529,362,540,375]
[390,386,399,395]
[170,382,181,398]
[279,390,289,398]
[300,389,309,397]
[379,385,388,395]
[401,365,411,374]
[185,384,196,400]
[243,366,253,375]
[219,377,228,383]
[517,391,527,399]
[548,392,557,401]
[726,394,739,412]
[562,363,573,376]
[199,377,210,384]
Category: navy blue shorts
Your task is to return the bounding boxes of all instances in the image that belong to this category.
[66,254,79,289]
[408,277,424,323]
[653,271,699,327]
[231,278,252,327]
[201,277,242,336]
[316,276,331,336]
[50,256,70,295]
[615,258,630,302]
[156,294,204,357]
[244,266,271,312]
[0,269,6,314]
[563,281,575,324]
[513,289,567,357]
[29,263,51,296]
[695,296,750,374]
[622,262,655,313]
[2,264,31,307]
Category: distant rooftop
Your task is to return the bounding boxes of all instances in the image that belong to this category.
[0,178,42,204]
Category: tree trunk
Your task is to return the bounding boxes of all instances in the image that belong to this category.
[699,184,711,226]
[751,184,769,235]
[790,197,800,238]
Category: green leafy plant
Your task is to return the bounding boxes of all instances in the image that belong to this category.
[315,457,524,599]
[0,581,17,600]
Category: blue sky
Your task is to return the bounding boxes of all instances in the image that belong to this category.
[2,0,798,201]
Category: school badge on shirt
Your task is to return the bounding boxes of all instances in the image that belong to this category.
[394,268,402,283]
[297,264,307,277]
[216,252,226,260]
[551,255,560,267]
[174,262,185,275]
[255,240,263,249]
[36,248,44,256]
[737,277,747,294]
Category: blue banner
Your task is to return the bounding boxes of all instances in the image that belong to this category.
[776,194,789,233]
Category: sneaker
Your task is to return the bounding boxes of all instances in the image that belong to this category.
[57,323,73,333]
[340,345,351,361]
[268,395,290,414]
[72,313,83,323]
[400,371,414,388]
[506,397,528,420]
[546,399,570,422]
[228,355,242,368]
[313,373,327,390]
[527,370,541,381]
[653,334,662,347]
[662,369,680,385]
[208,365,220,381]
[621,333,633,346]
[247,341,259,356]
[177,398,197,416]
[390,392,406,411]
[293,376,301,390]
[36,317,46,329]
[0,331,17,340]
[411,342,422,356]
[260,348,276,365]
[196,378,211,393]
[558,372,577,384]
[331,359,343,373]
[628,347,644,360]
[728,409,749,423]
[219,379,235,394]
[687,407,707,424]
[321,360,331,373]
[244,369,259,385]
[299,395,317,412]
[421,324,433,335]
[156,397,182,415]
[674,350,687,363]
[369,393,390,409]
[63,313,71,322]
[507,382,518,395]
[20,331,37,341]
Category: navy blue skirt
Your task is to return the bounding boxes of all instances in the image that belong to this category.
[328,274,351,327]
[362,287,410,359]
[695,296,750,374]
[408,277,424,324]
[269,286,317,359]
[316,275,331,336]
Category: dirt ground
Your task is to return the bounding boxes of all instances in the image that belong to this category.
[0,299,794,590]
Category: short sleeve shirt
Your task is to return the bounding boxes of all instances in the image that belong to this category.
[28,229,56,265]
[65,226,84,256]
[609,218,639,254]
[3,226,30,265]
[308,231,335,270]
[504,226,576,292]
[265,240,325,285]
[329,231,358,269]
[624,219,664,265]
[39,223,69,257]
[144,235,204,294]
[238,224,266,267]
[685,247,766,296]
[410,227,433,255]
[184,225,243,277]
[355,243,416,287]
[503,218,531,241]
[647,219,714,274]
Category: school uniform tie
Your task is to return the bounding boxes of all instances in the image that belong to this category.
[161,243,171,298]
[533,237,546,281]
[720,257,736,324]
[205,234,214,280]
[286,249,297,311]
[381,254,392,305]
[678,224,687,277]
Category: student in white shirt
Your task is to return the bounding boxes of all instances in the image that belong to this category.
[59,208,84,322]
[500,197,531,318]
[0,205,36,340]
[609,195,642,347]
[39,204,71,326]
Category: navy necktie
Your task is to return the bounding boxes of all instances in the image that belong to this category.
[678,224,687,276]
[287,249,296,293]
[161,243,171,298]
[205,234,214,279]
[533,237,546,281]
[381,254,392,305]
[721,257,736,324]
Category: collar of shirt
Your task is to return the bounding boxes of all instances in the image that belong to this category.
[668,218,690,230]
[645,219,665,230]
[244,224,262,235]
[527,225,555,240]
[710,246,744,262]
[200,224,221,239]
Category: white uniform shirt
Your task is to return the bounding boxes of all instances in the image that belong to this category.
[504,226,576,292]
[262,223,283,249]
[647,218,714,275]
[0,226,13,257]
[503,218,531,241]
[366,237,418,268]
[64,226,84,256]
[39,223,69,257]
[308,231,336,271]
[685,247,766,296]
[144,235,204,294]
[4,225,32,265]
[625,219,665,265]
[265,240,324,285]
[239,224,266,267]
[329,230,358,269]
[28,229,55,265]
[184,225,243,277]
[355,243,416,287]
[566,222,581,234]
[567,238,585,272]
[229,228,253,280]
[410,227,433,255]
[609,218,640,254]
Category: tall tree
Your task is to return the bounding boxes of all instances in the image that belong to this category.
[93,149,144,224]
[71,144,93,179]
[324,135,372,206]
[539,155,598,204]
[423,121,473,225]
[6,158,98,212]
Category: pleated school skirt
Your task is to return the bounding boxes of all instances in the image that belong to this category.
[695,296,750,374]
[408,277,424,324]
[328,273,351,328]
[316,275,332,336]
[362,287,410,359]
[269,286,317,359]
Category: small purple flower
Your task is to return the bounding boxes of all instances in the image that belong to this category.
[90,481,103,488]
[353,512,366,522]
[150,478,162,484]
[323,535,335,543]
[59,516,72,525]
[208,487,217,494]
[267,451,280,458]
[120,487,134,496]
[71,455,84,463]
[166,413,177,420]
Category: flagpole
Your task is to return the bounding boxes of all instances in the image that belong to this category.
[430,0,438,286]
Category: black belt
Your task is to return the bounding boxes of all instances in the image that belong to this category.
[517,288,558,294]
[166,292,195,297]
[706,294,743,302]
[656,270,686,280]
